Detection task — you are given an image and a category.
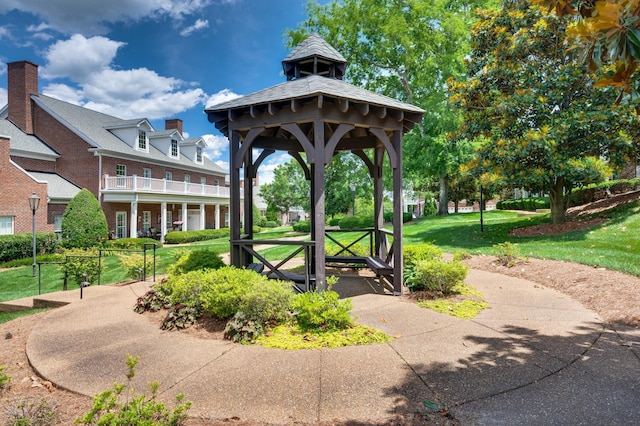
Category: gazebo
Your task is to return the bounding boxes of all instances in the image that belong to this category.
[206,34,424,294]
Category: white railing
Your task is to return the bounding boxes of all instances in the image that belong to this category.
[103,175,232,198]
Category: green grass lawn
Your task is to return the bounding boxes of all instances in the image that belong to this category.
[1,199,638,302]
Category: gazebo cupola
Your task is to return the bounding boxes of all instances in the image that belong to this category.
[282,33,347,81]
[206,34,424,294]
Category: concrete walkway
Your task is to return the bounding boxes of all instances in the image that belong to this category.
[18,269,640,424]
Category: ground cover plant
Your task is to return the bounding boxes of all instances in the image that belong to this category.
[135,268,390,349]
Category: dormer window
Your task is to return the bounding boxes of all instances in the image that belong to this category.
[138,130,147,150]
[171,139,179,158]
[196,146,203,163]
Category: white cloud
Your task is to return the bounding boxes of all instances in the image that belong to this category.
[0,0,214,35]
[257,152,292,184]
[215,160,229,173]
[206,88,241,108]
[42,35,125,81]
[0,26,10,40]
[180,19,209,37]
[42,84,84,105]
[202,134,228,159]
[38,34,206,120]
[0,88,7,107]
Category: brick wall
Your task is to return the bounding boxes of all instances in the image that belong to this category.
[32,103,98,193]
[0,137,52,234]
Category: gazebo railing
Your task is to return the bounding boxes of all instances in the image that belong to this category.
[325,228,394,265]
[231,239,315,292]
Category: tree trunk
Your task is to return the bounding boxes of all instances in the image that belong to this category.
[437,176,449,215]
[549,178,567,224]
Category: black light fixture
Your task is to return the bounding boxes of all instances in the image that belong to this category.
[28,192,40,277]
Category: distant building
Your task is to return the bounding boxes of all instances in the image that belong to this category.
[0,60,230,241]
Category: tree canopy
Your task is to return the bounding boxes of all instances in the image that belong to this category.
[450,0,638,224]
[287,0,496,214]
[534,0,640,108]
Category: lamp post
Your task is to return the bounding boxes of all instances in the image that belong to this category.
[29,192,40,277]
[349,183,356,216]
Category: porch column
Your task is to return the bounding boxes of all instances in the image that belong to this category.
[182,202,188,231]
[161,202,167,242]
[130,201,138,238]
[312,119,326,292]
[215,204,221,229]
[200,203,205,230]
[392,130,404,295]
[374,147,385,257]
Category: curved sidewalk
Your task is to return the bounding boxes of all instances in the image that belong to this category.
[25,269,640,425]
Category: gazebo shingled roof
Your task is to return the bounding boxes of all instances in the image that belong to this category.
[205,34,424,293]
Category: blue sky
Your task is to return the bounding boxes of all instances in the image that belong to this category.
[0,0,321,182]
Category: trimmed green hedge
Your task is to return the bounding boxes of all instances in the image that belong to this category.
[0,232,59,263]
[569,178,640,206]
[164,228,230,244]
[103,238,163,249]
[496,197,550,211]
[383,211,414,223]
[338,215,374,229]
[293,220,311,233]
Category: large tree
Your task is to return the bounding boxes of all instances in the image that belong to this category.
[258,160,309,225]
[534,0,640,108]
[287,0,495,215]
[450,0,637,224]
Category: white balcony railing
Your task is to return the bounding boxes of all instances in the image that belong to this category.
[103,175,232,198]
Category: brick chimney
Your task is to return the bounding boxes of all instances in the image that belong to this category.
[165,118,183,134]
[7,61,39,134]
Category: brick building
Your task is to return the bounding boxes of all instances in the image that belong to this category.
[0,60,230,241]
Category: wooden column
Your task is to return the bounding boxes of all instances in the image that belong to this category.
[392,130,403,295]
[229,129,242,267]
[373,146,385,257]
[313,119,326,291]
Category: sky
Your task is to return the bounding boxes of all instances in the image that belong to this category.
[0,0,322,183]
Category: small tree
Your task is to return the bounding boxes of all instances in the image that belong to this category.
[61,188,108,248]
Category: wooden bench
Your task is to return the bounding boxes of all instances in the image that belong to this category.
[365,256,393,277]
[325,255,368,267]
[246,263,265,274]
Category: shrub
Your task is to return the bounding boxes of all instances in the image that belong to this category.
[117,253,153,280]
[423,198,437,216]
[58,248,101,286]
[161,304,201,330]
[6,397,57,425]
[405,259,468,294]
[168,248,225,275]
[60,188,108,249]
[383,212,413,223]
[493,242,523,267]
[163,228,229,244]
[236,279,294,327]
[452,250,472,262]
[403,243,443,266]
[496,197,550,211]
[199,267,259,318]
[263,220,278,228]
[162,270,208,307]
[224,311,265,343]
[292,220,311,232]
[0,232,59,264]
[76,355,191,426]
[569,178,640,206]
[292,290,354,331]
[328,216,342,226]
[134,286,172,313]
[104,238,162,249]
[0,364,11,390]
